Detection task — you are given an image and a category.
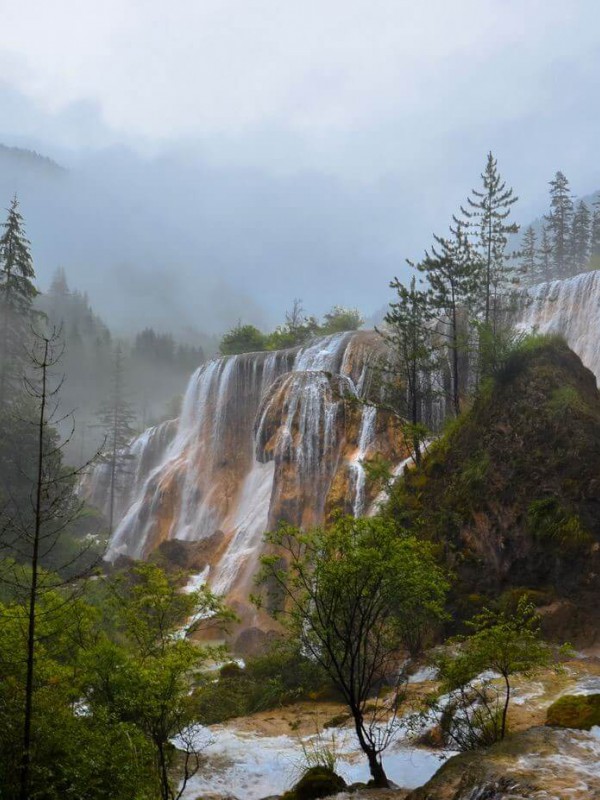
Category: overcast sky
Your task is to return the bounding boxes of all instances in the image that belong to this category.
[0,1,599,331]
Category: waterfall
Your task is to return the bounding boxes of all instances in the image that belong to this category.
[349,405,377,517]
[87,331,408,609]
[517,270,600,380]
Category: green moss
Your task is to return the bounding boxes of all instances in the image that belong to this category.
[526,498,592,549]
[547,386,586,417]
[546,694,600,730]
[284,767,347,800]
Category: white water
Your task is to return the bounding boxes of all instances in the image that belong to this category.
[518,270,600,380]
[99,332,396,602]
[181,725,448,800]
[350,404,377,517]
[211,461,275,597]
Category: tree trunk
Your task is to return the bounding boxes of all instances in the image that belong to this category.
[451,302,460,417]
[351,710,389,788]
[501,673,511,740]
[19,337,48,800]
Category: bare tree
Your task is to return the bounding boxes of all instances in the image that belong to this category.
[0,325,99,800]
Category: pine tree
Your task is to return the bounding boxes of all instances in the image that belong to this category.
[48,267,69,298]
[590,199,600,266]
[570,200,591,272]
[379,275,433,463]
[0,325,98,800]
[544,171,573,279]
[0,196,38,407]
[453,152,519,327]
[520,226,537,283]
[97,344,136,534]
[418,225,481,416]
[537,225,553,283]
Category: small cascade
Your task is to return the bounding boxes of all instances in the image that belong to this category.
[82,417,177,526]
[349,404,377,517]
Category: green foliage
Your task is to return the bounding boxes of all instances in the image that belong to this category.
[219,303,363,356]
[455,451,490,502]
[219,322,267,354]
[526,498,591,549]
[475,319,527,380]
[547,385,586,417]
[546,693,600,730]
[0,590,158,800]
[193,644,328,724]
[320,305,363,334]
[434,598,565,749]
[259,515,449,786]
[0,196,39,406]
[0,561,233,800]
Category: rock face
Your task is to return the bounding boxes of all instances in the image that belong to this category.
[85,331,409,612]
[407,726,600,800]
[390,338,600,642]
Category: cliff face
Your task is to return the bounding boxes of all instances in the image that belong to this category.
[89,331,409,611]
[389,338,600,641]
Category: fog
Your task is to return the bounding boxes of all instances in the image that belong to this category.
[0,1,600,335]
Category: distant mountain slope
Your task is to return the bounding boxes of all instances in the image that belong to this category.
[0,143,65,176]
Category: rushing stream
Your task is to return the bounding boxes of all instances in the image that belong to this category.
[180,725,449,799]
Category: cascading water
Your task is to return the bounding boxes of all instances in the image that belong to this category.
[87,331,408,611]
[85,271,600,613]
[517,270,600,380]
[350,405,377,517]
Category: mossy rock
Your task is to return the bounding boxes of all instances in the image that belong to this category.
[284,766,347,800]
[219,661,244,680]
[546,693,600,729]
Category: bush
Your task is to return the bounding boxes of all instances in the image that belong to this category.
[219,323,266,355]
[192,646,330,724]
[546,694,600,730]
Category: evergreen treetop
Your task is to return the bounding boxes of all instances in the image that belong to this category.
[545,171,574,279]
[453,152,519,324]
[0,196,37,315]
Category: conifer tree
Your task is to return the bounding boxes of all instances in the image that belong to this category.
[418,226,481,416]
[379,275,433,463]
[538,225,553,283]
[544,171,573,279]
[520,226,537,283]
[453,152,519,327]
[0,324,98,800]
[570,200,591,271]
[97,344,136,534]
[0,197,38,407]
[590,199,600,265]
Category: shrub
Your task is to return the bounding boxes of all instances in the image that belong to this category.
[219,323,266,355]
